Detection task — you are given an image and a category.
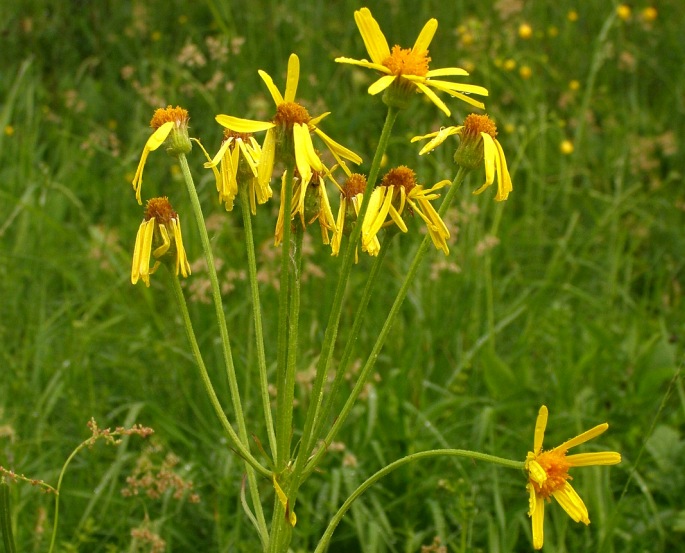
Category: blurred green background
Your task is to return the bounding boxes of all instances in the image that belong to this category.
[1,0,684,551]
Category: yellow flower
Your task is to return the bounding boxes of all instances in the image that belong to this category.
[275,166,337,247]
[132,106,191,205]
[518,23,533,40]
[199,128,272,213]
[335,7,488,116]
[525,406,621,550]
[131,197,191,287]
[217,54,361,215]
[363,166,451,254]
[616,4,632,21]
[330,173,381,258]
[412,114,513,201]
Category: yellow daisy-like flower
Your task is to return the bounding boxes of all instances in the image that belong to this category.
[335,8,488,116]
[217,54,361,215]
[331,173,381,258]
[412,114,513,201]
[131,197,191,287]
[525,405,621,550]
[132,106,191,205]
[363,166,451,254]
[198,128,272,213]
[275,166,337,247]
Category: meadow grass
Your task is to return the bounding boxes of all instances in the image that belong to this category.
[1,0,684,551]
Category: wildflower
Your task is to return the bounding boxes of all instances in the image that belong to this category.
[335,7,488,115]
[412,114,513,201]
[560,140,574,155]
[199,128,271,213]
[363,166,451,254]
[132,106,191,204]
[331,173,381,257]
[217,54,361,206]
[518,23,533,40]
[131,197,191,287]
[525,406,621,550]
[616,4,631,21]
[275,165,337,247]
[641,7,657,23]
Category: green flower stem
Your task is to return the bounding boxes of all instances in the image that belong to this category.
[288,106,399,505]
[308,167,468,471]
[169,272,269,547]
[313,448,524,553]
[177,154,269,536]
[239,184,278,461]
[307,231,394,464]
[275,162,296,470]
[168,272,270,474]
[1,478,16,553]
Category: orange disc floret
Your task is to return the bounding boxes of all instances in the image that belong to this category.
[382,46,431,77]
[144,197,177,224]
[381,166,417,193]
[150,105,190,130]
[222,128,253,143]
[463,113,498,140]
[275,102,311,128]
[531,449,572,499]
[342,174,367,198]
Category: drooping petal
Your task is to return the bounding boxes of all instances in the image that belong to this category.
[493,139,513,201]
[368,74,397,95]
[354,8,391,64]
[530,490,545,550]
[314,127,363,165]
[421,79,489,97]
[472,133,497,195]
[131,121,175,204]
[412,126,462,155]
[258,69,285,106]
[414,81,451,116]
[553,483,590,524]
[259,129,276,190]
[284,53,300,103]
[413,18,438,53]
[216,115,275,133]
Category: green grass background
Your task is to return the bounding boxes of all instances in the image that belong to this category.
[1,0,684,551]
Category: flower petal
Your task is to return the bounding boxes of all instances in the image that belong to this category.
[354,8,391,65]
[216,114,275,133]
[534,406,548,454]
[413,18,438,53]
[566,452,622,467]
[284,53,300,103]
[552,423,609,453]
[530,489,545,550]
[426,67,469,77]
[334,57,391,74]
[259,129,276,189]
[414,81,451,116]
[493,139,513,201]
[258,70,284,106]
[553,483,590,524]
[368,74,396,95]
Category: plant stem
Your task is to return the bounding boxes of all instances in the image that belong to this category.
[275,163,296,470]
[314,448,524,553]
[288,106,399,505]
[307,231,393,471]
[309,167,468,470]
[239,184,278,461]
[177,154,269,540]
[0,479,16,553]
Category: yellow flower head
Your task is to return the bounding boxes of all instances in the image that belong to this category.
[131,197,191,287]
[200,128,271,213]
[132,106,191,205]
[217,54,361,202]
[331,173,378,258]
[335,7,488,115]
[412,114,513,201]
[525,406,621,550]
[363,166,450,254]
